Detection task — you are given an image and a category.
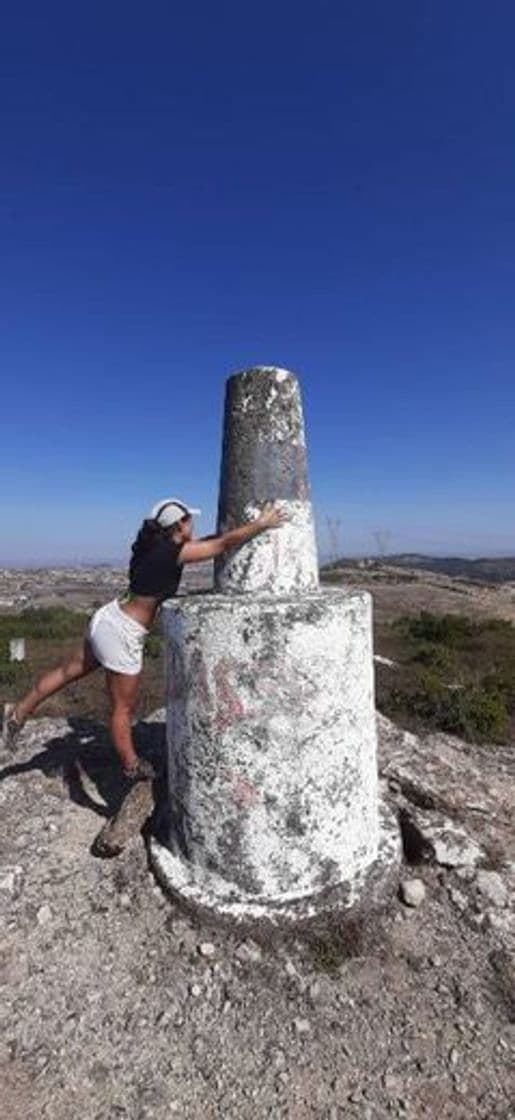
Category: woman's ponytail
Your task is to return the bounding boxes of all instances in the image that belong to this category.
[129,519,166,580]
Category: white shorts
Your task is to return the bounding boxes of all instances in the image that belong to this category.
[86,599,148,675]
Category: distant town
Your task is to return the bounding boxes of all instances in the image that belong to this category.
[0,562,213,614]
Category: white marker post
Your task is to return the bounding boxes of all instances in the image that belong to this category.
[152,367,400,926]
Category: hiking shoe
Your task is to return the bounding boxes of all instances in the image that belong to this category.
[122,758,156,785]
[2,704,23,754]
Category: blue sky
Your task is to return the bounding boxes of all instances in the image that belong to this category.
[1,1,514,565]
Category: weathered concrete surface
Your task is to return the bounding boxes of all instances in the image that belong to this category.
[216,498,319,597]
[215,368,318,595]
[151,794,399,927]
[160,587,380,912]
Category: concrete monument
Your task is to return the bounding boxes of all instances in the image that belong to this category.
[151,367,399,924]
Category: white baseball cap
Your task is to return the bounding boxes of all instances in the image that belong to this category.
[149,498,201,528]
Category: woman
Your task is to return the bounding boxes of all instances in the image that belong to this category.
[3,498,285,779]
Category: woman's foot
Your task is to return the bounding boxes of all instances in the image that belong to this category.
[2,704,24,754]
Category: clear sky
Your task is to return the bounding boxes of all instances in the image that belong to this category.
[1,1,514,566]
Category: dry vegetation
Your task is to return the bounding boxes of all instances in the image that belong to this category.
[2,563,515,749]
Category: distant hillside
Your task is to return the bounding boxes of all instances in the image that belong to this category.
[327,554,515,585]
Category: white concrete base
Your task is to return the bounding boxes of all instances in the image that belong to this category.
[163,587,379,902]
[149,795,400,928]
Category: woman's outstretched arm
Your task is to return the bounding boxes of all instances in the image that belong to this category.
[178,502,285,564]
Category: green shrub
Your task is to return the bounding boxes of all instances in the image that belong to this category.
[402,611,474,648]
[0,658,29,686]
[0,609,88,691]
[383,675,509,744]
[0,608,87,644]
[479,618,514,635]
[440,685,509,743]
[411,641,456,673]
[379,610,515,742]
[483,668,515,707]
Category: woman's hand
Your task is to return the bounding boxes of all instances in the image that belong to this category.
[258,501,288,529]
[180,502,288,563]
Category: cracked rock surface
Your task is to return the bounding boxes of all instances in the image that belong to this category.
[0,711,514,1119]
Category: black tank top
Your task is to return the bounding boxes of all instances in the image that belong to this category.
[129,538,184,600]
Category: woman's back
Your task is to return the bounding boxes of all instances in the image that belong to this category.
[129,522,183,600]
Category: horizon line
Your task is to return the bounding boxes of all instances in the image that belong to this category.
[2,550,515,571]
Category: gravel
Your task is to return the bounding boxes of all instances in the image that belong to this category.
[0,711,513,1119]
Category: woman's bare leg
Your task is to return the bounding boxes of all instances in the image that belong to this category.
[105,670,142,773]
[14,639,100,724]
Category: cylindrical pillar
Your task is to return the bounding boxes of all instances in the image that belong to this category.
[164,589,378,900]
[215,367,319,596]
[151,366,399,925]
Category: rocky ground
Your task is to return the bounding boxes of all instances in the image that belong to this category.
[0,709,513,1120]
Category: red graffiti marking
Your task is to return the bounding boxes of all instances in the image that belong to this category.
[252,654,318,716]
[213,657,246,731]
[217,764,261,807]
[232,775,261,807]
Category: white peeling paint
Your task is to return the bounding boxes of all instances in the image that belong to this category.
[216,499,319,596]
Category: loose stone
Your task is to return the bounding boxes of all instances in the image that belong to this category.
[36,903,52,926]
[308,980,321,1001]
[0,866,23,896]
[234,941,263,963]
[399,878,426,908]
[448,887,468,911]
[476,870,508,909]
[198,941,216,957]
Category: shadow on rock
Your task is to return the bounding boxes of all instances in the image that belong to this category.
[0,716,167,830]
